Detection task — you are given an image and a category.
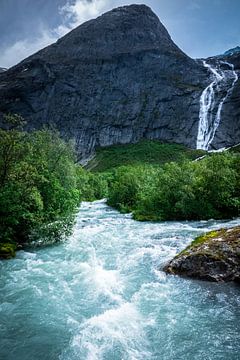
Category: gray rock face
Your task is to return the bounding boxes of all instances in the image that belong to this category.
[211,53,240,149]
[164,227,240,283]
[0,4,239,158]
[224,46,240,56]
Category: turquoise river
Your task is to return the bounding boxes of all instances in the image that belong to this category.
[0,200,240,360]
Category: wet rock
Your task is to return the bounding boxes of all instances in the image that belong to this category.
[164,227,240,282]
[0,243,17,259]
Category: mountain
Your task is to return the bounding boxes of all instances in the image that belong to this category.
[0,67,7,73]
[224,46,240,56]
[0,4,239,158]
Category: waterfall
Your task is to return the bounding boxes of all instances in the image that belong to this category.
[196,60,238,150]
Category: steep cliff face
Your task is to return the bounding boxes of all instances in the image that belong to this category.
[0,4,239,158]
[195,51,240,150]
[210,52,240,149]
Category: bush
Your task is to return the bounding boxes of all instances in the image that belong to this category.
[1,114,238,251]
[76,167,108,201]
[107,166,141,212]
[0,115,108,247]
[107,153,240,221]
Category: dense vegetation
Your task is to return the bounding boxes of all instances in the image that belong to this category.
[0,115,107,255]
[0,115,239,259]
[87,140,206,172]
[107,153,240,221]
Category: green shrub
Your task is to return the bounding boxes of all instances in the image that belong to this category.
[0,115,108,247]
[76,167,108,201]
[107,153,240,221]
[87,140,206,172]
[107,166,141,212]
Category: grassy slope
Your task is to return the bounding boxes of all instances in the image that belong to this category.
[86,140,206,172]
[229,144,240,154]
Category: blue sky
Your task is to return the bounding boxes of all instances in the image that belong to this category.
[0,0,240,67]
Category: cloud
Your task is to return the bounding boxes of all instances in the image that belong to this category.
[0,0,153,68]
[0,29,56,68]
[61,0,112,27]
[0,0,114,68]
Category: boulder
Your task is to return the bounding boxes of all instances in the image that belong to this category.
[0,243,17,259]
[164,227,240,282]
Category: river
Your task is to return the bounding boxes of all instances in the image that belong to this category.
[1,200,240,360]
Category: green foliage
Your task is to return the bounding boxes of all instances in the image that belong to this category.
[107,166,141,212]
[0,114,107,248]
[1,114,239,251]
[107,153,240,221]
[0,122,79,245]
[76,167,108,201]
[229,144,240,154]
[87,140,206,172]
[192,154,239,219]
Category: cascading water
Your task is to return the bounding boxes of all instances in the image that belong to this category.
[1,200,240,360]
[197,60,238,150]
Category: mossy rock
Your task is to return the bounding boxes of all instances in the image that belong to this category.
[0,243,17,259]
[178,229,225,257]
[164,226,240,282]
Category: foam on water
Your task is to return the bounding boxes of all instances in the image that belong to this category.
[63,302,151,360]
[1,200,240,360]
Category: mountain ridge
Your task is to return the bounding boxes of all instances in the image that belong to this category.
[0,4,239,158]
[224,46,240,57]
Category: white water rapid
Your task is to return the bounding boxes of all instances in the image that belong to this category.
[197,60,238,150]
[1,200,240,359]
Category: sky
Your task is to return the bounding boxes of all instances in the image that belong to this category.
[0,0,240,68]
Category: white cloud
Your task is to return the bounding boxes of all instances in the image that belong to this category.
[0,29,56,68]
[61,0,112,27]
[0,0,116,68]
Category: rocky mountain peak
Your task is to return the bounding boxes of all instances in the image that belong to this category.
[224,46,240,57]
[33,3,188,64]
[0,5,239,158]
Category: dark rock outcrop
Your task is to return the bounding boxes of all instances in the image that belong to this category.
[0,4,239,158]
[164,227,240,282]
